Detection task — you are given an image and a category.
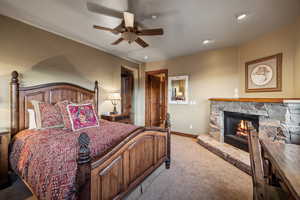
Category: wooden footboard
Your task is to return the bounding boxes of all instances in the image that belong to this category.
[76,117,171,200]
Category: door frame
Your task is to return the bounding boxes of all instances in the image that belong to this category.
[145,69,168,127]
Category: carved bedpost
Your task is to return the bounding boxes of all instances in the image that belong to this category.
[10,71,19,136]
[165,113,171,169]
[76,133,91,200]
[94,81,99,114]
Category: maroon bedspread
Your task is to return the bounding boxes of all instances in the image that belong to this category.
[10,120,140,200]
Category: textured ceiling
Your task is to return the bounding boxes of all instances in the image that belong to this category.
[0,0,300,62]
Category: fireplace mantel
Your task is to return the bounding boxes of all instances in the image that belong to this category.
[209,98,300,103]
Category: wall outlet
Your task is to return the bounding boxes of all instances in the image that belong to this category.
[189,124,193,129]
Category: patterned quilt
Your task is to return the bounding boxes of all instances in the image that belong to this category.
[10,120,140,200]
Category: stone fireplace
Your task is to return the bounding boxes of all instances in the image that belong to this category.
[224,111,259,152]
[209,98,300,145]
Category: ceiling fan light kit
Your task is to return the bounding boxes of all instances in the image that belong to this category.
[89,3,164,48]
[121,32,138,43]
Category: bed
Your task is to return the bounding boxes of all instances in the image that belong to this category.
[9,71,171,200]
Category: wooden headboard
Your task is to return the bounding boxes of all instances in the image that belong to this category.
[10,71,99,137]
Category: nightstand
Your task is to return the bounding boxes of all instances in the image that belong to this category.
[101,113,132,124]
[0,131,10,189]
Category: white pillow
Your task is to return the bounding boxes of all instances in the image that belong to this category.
[28,109,37,129]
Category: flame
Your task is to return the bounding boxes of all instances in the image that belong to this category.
[236,120,249,138]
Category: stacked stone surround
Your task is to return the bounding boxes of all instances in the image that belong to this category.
[209,100,300,144]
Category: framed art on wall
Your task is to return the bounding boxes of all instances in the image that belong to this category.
[245,53,282,93]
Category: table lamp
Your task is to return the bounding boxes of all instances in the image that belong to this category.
[107,92,121,114]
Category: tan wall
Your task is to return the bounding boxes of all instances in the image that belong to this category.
[239,22,297,98]
[145,47,239,135]
[0,15,140,129]
[295,18,300,96]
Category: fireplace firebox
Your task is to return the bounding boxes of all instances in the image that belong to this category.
[224,111,259,152]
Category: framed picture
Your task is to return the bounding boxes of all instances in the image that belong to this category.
[245,53,282,93]
[168,75,189,104]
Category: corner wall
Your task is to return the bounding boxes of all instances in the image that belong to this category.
[0,15,140,129]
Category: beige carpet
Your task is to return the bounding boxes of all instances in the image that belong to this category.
[0,135,252,200]
[139,135,252,200]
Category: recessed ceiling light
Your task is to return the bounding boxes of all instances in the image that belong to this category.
[151,15,157,19]
[203,39,214,45]
[237,13,247,21]
[144,56,149,60]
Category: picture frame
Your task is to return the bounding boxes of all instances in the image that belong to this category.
[168,75,189,104]
[245,53,282,93]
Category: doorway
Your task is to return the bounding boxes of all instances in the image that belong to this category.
[121,66,134,121]
[145,69,168,127]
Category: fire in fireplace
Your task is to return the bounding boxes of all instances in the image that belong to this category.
[224,111,259,152]
[236,120,249,138]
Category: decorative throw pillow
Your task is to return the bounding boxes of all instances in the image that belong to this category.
[57,99,98,130]
[31,101,64,129]
[66,103,99,131]
[57,100,73,129]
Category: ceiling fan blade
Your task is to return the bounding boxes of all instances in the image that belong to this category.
[124,12,135,28]
[93,25,117,32]
[135,37,149,48]
[87,2,123,19]
[111,38,124,45]
[137,28,164,36]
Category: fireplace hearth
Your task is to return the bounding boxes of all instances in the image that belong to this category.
[224,111,259,152]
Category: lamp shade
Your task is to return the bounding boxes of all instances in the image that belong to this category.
[107,92,121,100]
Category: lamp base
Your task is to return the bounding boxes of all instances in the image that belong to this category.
[110,105,118,115]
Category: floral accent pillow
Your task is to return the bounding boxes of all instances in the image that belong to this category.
[66,103,99,131]
[31,100,64,129]
[57,100,98,130]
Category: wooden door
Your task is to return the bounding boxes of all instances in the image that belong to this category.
[145,69,168,127]
[121,67,134,119]
[149,75,161,127]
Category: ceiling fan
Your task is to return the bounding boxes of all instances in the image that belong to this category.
[88,2,164,48]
